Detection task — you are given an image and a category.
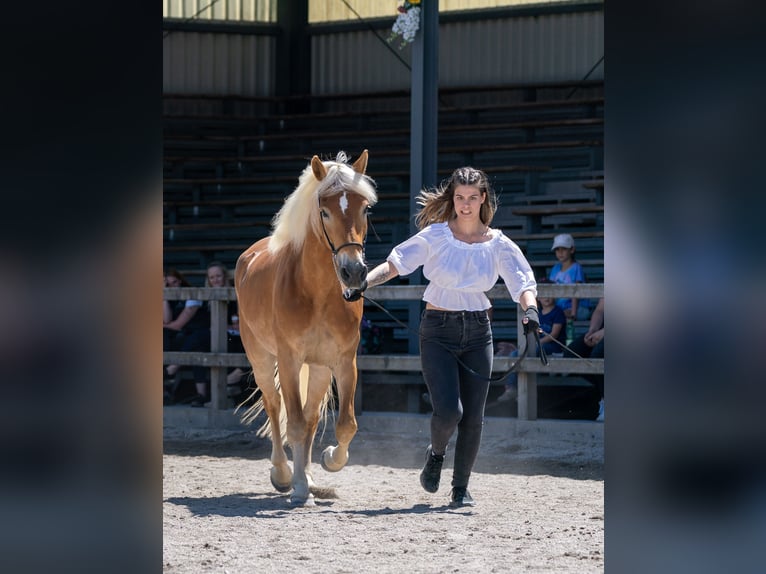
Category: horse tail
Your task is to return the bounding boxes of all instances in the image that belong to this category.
[236,363,335,444]
[235,364,276,429]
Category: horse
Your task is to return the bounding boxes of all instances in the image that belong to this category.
[234,150,377,506]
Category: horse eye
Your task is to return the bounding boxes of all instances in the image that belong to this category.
[365,206,372,215]
[320,209,329,219]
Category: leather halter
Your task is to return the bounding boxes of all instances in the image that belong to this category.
[318,195,367,258]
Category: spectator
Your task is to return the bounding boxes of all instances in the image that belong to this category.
[497,279,566,402]
[163,268,204,391]
[549,233,591,321]
[362,166,538,507]
[206,261,249,397]
[566,297,604,421]
[186,261,248,407]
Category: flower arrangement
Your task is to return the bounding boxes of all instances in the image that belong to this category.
[388,1,421,49]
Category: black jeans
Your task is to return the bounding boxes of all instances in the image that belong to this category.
[419,309,493,489]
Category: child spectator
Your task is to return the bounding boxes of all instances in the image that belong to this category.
[549,233,591,321]
[497,280,566,402]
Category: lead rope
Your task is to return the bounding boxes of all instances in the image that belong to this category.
[360,294,548,384]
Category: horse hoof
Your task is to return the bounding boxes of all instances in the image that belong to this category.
[321,445,348,472]
[289,493,315,507]
[270,467,292,493]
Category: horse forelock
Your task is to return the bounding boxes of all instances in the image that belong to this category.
[268,158,377,254]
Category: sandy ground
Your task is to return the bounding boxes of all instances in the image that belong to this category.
[163,420,603,573]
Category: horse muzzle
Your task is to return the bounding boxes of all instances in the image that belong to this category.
[337,256,368,290]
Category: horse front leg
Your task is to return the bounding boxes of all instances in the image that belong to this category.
[251,359,292,493]
[302,364,335,496]
[321,357,358,472]
[278,360,314,506]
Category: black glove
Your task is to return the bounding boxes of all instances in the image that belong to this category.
[343,287,363,302]
[522,306,540,335]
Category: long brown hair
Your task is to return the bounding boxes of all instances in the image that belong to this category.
[414,166,497,230]
[164,267,191,287]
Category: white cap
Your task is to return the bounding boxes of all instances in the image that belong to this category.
[551,233,575,251]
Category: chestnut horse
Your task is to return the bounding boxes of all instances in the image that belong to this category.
[235,150,377,506]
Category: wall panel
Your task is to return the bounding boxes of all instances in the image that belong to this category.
[163,7,602,98]
[311,9,603,94]
[163,31,276,96]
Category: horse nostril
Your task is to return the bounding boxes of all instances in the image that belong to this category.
[340,267,351,281]
[361,266,368,281]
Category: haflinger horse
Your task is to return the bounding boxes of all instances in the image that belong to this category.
[235,150,377,506]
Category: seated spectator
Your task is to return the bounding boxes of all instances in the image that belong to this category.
[497,280,566,402]
[187,261,251,407]
[566,297,604,421]
[549,233,591,321]
[163,268,204,394]
[206,261,250,397]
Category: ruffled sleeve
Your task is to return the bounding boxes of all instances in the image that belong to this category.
[386,226,434,276]
[496,233,537,302]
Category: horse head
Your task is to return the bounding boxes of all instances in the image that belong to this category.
[311,150,376,298]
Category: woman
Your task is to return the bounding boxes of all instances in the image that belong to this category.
[186,261,247,407]
[363,167,539,507]
[205,261,248,396]
[163,268,204,381]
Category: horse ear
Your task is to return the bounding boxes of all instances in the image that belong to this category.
[311,156,327,181]
[352,149,368,175]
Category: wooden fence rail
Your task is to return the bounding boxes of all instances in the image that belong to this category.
[163,283,604,420]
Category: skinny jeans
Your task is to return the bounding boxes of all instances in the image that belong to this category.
[419,309,493,489]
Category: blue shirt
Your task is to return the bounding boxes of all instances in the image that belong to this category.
[549,261,589,311]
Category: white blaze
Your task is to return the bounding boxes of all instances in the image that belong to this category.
[339,191,348,214]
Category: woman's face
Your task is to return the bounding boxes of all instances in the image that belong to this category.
[452,184,484,221]
[165,275,181,287]
[207,266,227,287]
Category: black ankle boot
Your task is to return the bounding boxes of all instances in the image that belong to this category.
[420,445,444,493]
[449,486,476,507]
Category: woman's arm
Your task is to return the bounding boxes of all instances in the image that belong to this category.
[585,297,605,336]
[518,289,537,311]
[163,300,173,325]
[366,261,399,288]
[165,304,199,331]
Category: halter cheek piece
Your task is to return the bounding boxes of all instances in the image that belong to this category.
[318,196,367,259]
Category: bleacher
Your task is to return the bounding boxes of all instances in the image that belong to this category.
[163,80,604,341]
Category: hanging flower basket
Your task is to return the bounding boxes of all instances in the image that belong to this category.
[388,1,421,50]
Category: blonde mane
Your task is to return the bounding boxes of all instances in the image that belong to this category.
[268,152,377,254]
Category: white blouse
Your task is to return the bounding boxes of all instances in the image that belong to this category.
[387,222,537,311]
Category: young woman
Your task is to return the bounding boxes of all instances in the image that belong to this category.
[362,167,538,507]
[186,261,248,407]
[163,268,204,380]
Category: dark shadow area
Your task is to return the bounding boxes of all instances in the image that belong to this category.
[165,493,473,518]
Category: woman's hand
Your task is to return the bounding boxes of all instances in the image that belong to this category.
[584,328,604,347]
